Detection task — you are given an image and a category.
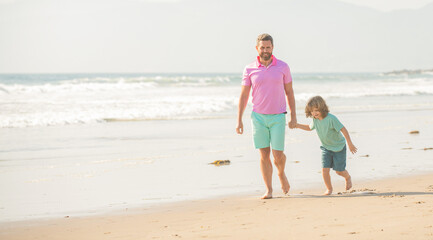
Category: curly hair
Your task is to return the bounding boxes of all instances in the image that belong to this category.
[305,96,329,118]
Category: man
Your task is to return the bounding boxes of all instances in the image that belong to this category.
[236,33,297,199]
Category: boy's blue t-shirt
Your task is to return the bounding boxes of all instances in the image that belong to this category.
[309,113,346,152]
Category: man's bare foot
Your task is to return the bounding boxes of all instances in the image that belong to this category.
[279,174,290,194]
[323,189,333,195]
[345,176,352,190]
[261,191,273,199]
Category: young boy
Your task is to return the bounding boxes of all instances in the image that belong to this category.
[296,96,357,195]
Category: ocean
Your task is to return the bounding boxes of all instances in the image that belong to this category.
[1,72,433,128]
[1,72,433,222]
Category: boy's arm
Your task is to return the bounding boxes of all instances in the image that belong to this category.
[296,123,312,131]
[340,127,357,154]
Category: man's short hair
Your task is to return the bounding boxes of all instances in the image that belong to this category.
[256,33,273,46]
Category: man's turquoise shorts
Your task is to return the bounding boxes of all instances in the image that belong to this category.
[251,111,286,151]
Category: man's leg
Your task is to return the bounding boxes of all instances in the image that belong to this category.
[259,147,273,199]
[272,149,290,194]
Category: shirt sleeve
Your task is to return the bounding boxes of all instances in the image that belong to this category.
[309,120,315,130]
[283,64,292,84]
[332,115,344,132]
[241,67,251,86]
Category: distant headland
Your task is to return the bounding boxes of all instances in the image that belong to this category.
[383,68,433,75]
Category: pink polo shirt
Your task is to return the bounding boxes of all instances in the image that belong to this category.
[242,55,292,114]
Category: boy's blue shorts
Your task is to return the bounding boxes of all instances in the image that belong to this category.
[320,145,346,171]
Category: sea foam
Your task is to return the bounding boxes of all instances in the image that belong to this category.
[1,73,432,128]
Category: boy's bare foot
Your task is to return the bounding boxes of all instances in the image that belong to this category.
[279,174,290,194]
[261,191,273,199]
[323,189,333,195]
[345,176,352,190]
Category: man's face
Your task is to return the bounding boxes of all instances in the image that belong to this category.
[256,40,273,61]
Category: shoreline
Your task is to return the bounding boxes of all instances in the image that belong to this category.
[1,172,432,239]
[1,108,433,224]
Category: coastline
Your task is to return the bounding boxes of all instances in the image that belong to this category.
[1,173,432,240]
[1,108,433,223]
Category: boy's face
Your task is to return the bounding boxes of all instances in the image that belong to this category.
[311,108,322,119]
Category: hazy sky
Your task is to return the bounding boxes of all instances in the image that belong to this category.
[0,0,432,73]
[339,0,433,11]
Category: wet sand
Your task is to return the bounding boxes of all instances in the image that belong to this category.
[1,173,432,240]
[1,108,433,223]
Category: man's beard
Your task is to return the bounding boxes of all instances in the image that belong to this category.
[260,52,272,61]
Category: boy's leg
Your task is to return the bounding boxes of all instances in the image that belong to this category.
[320,146,333,195]
[272,149,290,194]
[334,146,351,190]
[259,147,273,199]
[336,170,352,190]
[322,168,333,195]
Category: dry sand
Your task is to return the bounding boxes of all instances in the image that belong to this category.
[1,173,432,240]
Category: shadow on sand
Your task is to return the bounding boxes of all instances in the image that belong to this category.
[276,191,433,199]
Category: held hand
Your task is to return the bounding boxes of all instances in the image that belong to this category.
[288,119,297,129]
[348,143,358,154]
[236,121,244,134]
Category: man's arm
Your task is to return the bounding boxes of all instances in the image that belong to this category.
[236,85,251,134]
[284,82,297,129]
[340,127,357,154]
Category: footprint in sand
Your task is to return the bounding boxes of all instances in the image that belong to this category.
[349,188,376,195]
